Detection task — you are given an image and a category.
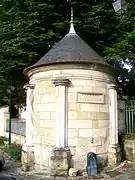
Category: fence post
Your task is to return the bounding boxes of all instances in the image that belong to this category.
[118,99,125,134]
[0,106,9,137]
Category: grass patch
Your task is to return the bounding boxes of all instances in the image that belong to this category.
[4,144,22,161]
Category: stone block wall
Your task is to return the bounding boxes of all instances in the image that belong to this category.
[65,70,111,169]
[32,80,56,169]
[29,65,114,170]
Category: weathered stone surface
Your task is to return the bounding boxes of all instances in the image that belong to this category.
[69,146,76,156]
[92,120,99,129]
[82,172,88,177]
[68,129,78,138]
[79,129,107,140]
[40,120,53,128]
[68,111,78,120]
[76,147,88,156]
[123,139,135,162]
[98,121,109,128]
[68,103,80,111]
[21,145,35,172]
[108,145,121,168]
[68,120,92,129]
[50,148,71,176]
[80,104,100,112]
[39,112,51,119]
[68,93,77,102]
[77,112,109,120]
[96,154,108,168]
[68,168,78,177]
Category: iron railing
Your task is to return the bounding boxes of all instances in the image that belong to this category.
[6,118,26,136]
[125,100,135,134]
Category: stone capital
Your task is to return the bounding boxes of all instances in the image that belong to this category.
[108,144,120,153]
[24,84,35,91]
[22,143,35,152]
[108,84,117,90]
[52,78,70,87]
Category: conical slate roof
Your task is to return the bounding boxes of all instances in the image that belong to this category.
[24,22,113,76]
[35,32,107,66]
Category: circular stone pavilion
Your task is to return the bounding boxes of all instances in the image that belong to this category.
[22,14,121,174]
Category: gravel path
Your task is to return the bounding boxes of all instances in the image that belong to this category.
[3,162,135,180]
[1,150,135,180]
[4,168,135,180]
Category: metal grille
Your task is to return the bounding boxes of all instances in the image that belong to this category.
[125,100,135,134]
[6,118,26,136]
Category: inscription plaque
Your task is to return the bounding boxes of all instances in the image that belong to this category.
[77,92,104,104]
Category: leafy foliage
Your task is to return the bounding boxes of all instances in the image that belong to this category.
[4,144,22,161]
[0,0,134,104]
[0,136,8,145]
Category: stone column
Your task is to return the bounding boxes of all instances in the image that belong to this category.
[51,78,71,176]
[52,78,69,148]
[22,84,35,171]
[108,84,121,167]
[25,84,35,145]
[118,98,125,134]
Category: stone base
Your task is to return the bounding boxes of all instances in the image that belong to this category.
[21,144,35,172]
[107,144,121,168]
[50,147,71,176]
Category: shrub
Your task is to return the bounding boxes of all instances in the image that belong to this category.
[0,136,8,145]
[120,133,135,140]
[4,144,22,161]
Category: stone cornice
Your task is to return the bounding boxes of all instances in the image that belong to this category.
[108,84,117,90]
[25,62,117,80]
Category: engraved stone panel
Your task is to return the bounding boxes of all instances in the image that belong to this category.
[77,92,104,104]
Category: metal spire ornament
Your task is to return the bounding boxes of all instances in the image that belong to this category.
[68,7,76,34]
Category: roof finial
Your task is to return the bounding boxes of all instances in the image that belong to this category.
[69,7,76,34]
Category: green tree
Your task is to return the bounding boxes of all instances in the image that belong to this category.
[0,0,69,105]
[0,0,134,105]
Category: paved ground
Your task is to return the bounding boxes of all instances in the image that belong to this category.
[2,161,135,180]
[2,168,135,180]
[1,151,135,180]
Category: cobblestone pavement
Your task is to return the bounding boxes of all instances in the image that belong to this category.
[1,152,135,180]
